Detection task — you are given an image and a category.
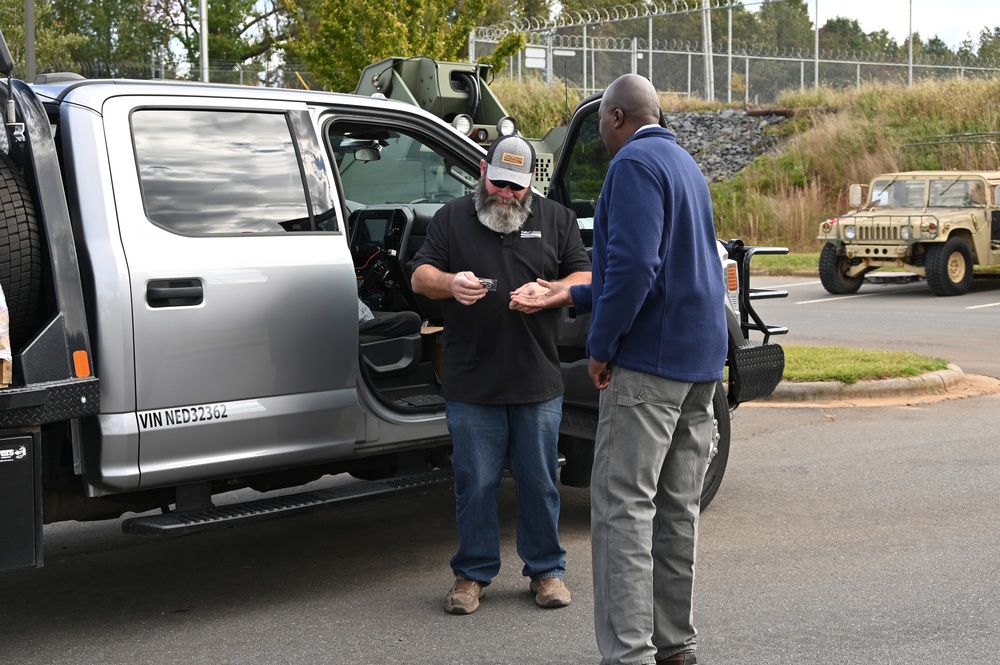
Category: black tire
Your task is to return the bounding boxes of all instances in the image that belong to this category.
[0,152,44,350]
[700,381,730,511]
[819,242,864,294]
[925,237,973,296]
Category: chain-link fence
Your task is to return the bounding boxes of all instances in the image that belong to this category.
[31,0,1000,102]
[37,57,317,90]
[471,1,1000,105]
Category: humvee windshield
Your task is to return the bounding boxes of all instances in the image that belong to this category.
[870,177,986,208]
[870,179,925,207]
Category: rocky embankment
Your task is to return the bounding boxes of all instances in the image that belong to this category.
[663,109,789,182]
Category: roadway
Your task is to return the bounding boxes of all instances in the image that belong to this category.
[749,273,1000,378]
[1,273,999,664]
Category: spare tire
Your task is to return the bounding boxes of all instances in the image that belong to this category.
[0,152,44,350]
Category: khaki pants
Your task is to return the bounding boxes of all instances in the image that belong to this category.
[591,367,715,665]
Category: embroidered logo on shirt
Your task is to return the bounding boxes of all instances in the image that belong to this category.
[501,152,526,167]
[521,230,541,238]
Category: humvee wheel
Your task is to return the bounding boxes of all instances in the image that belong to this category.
[819,242,864,294]
[700,381,731,511]
[925,237,973,296]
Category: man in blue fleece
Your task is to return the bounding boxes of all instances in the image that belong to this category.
[512,74,726,665]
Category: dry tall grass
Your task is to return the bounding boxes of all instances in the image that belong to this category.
[492,75,1000,250]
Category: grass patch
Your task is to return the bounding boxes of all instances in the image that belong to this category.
[748,252,818,274]
[782,346,949,384]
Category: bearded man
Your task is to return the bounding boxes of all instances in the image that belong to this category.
[411,135,591,615]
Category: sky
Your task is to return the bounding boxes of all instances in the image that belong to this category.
[804,0,997,50]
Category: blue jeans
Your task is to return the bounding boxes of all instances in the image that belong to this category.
[446,397,567,584]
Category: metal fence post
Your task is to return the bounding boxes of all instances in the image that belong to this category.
[546,33,553,84]
[648,17,654,82]
[687,53,692,98]
[727,5,733,103]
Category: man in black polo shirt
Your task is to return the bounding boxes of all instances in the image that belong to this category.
[411,135,591,615]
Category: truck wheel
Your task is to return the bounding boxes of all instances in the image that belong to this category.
[0,153,44,350]
[819,242,864,294]
[700,381,730,511]
[925,237,973,296]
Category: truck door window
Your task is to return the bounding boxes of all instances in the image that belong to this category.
[558,109,607,224]
[132,109,311,234]
[327,123,474,206]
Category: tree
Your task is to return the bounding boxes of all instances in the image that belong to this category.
[49,0,174,69]
[285,0,495,92]
[820,17,868,54]
[867,29,900,58]
[480,0,554,27]
[923,36,952,60]
[974,27,1000,66]
[152,0,290,80]
[0,0,88,75]
[756,0,813,52]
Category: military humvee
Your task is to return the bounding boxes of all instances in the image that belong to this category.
[817,171,1000,296]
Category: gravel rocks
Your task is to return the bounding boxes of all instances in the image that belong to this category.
[663,109,789,182]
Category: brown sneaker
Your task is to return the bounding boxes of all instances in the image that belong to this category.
[529,577,572,608]
[444,576,485,615]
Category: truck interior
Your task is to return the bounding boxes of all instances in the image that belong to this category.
[328,120,479,413]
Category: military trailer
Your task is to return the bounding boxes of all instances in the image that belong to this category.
[817,171,1000,296]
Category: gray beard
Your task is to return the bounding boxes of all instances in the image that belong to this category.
[474,178,533,235]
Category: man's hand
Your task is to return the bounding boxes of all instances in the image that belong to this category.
[452,271,488,306]
[508,280,550,314]
[588,357,611,390]
[509,279,573,313]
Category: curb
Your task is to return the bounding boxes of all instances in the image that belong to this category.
[760,363,966,403]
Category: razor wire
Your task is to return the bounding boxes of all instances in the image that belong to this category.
[471,0,1000,105]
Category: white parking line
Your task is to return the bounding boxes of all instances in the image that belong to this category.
[796,285,928,304]
[796,293,874,304]
[768,280,822,289]
[967,302,1000,309]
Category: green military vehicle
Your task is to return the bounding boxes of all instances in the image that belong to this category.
[818,170,1000,296]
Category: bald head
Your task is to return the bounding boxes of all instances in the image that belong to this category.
[598,74,662,157]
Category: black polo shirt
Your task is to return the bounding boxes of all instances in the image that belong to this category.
[411,194,591,404]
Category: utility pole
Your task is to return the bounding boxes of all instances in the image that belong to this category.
[24,0,36,82]
[702,0,714,101]
[814,0,819,88]
[907,0,913,86]
[200,0,209,82]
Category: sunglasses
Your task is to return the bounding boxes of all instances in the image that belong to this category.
[489,178,527,192]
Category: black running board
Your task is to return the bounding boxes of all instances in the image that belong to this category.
[121,468,455,537]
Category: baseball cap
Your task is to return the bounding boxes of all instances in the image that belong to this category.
[485,135,536,190]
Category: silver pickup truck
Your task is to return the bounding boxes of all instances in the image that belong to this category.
[0,30,786,573]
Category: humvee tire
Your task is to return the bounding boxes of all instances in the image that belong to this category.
[819,242,865,294]
[925,237,973,296]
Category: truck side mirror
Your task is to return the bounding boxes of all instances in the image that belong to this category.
[848,184,864,208]
[0,29,13,77]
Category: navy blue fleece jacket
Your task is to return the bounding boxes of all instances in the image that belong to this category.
[569,126,727,383]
